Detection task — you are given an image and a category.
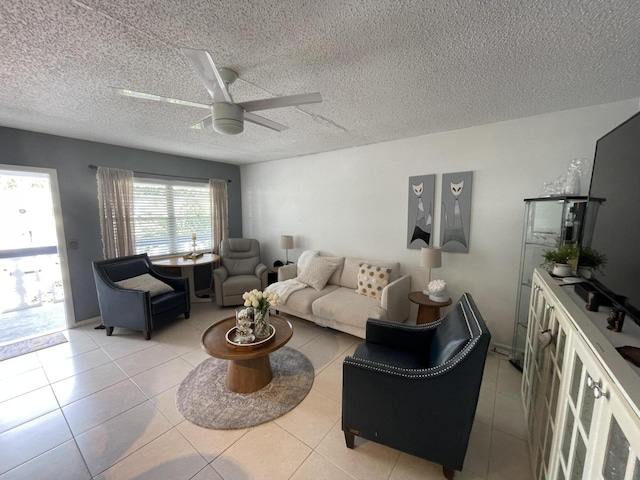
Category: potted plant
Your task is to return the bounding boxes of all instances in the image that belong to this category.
[577,246,607,279]
[542,243,579,277]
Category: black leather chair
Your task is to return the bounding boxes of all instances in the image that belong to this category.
[342,293,491,480]
[92,254,190,340]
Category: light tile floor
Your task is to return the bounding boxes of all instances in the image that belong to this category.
[0,303,533,480]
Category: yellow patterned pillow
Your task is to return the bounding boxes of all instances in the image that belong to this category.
[355,263,391,300]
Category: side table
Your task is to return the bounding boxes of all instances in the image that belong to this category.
[408,291,452,324]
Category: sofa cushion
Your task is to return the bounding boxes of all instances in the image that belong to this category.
[151,290,186,315]
[340,257,400,289]
[312,287,387,328]
[223,275,262,296]
[356,263,391,300]
[285,285,339,315]
[221,257,258,276]
[297,256,339,290]
[115,273,174,297]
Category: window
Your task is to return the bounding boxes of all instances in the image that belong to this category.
[133,178,211,256]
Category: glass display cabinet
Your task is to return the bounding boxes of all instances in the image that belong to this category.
[510,196,602,370]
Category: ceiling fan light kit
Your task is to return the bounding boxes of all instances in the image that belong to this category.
[213,103,244,135]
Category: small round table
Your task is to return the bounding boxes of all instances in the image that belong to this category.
[408,291,453,324]
[152,253,220,304]
[200,314,293,393]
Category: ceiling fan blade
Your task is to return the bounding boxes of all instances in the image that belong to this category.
[180,48,232,103]
[190,114,213,130]
[113,88,210,109]
[244,112,289,132]
[238,92,322,112]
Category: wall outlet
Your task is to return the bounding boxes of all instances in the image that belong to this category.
[69,240,79,250]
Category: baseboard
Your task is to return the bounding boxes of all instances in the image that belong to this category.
[72,316,102,328]
[490,342,512,357]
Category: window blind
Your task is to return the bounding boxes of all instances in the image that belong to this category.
[133,178,211,256]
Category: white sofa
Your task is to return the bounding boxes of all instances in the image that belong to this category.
[273,254,411,338]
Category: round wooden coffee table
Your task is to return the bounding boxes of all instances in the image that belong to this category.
[200,314,293,393]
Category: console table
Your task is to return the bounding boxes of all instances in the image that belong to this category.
[522,269,640,479]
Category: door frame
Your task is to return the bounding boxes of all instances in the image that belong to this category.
[0,164,75,328]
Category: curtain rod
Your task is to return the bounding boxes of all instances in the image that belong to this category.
[88,164,231,183]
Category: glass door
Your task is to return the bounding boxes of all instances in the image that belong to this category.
[588,374,640,480]
[524,286,570,480]
[0,165,74,343]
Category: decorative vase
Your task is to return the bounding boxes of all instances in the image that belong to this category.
[234,307,254,344]
[253,308,271,339]
[552,263,572,277]
[578,266,593,279]
[428,285,449,302]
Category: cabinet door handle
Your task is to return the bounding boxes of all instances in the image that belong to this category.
[586,375,603,391]
[593,385,608,400]
[586,375,595,389]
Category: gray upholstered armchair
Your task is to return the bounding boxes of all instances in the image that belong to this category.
[342,293,491,480]
[92,254,190,340]
[213,238,268,306]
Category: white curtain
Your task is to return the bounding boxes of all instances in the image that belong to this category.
[96,167,136,259]
[209,179,229,254]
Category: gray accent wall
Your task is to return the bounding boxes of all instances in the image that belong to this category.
[0,127,242,323]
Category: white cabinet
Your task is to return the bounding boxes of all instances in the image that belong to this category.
[556,336,640,480]
[523,269,640,480]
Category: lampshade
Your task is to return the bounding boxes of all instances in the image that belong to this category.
[421,247,442,268]
[280,235,294,250]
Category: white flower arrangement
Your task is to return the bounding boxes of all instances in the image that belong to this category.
[428,279,447,294]
[242,289,280,314]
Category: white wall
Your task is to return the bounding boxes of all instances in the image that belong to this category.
[241,99,639,349]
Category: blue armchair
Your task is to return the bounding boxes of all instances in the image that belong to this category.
[342,293,491,480]
[92,253,190,340]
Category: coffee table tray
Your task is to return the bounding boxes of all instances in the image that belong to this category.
[225,325,276,348]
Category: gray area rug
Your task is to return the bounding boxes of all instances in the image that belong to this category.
[176,347,314,429]
[0,331,68,361]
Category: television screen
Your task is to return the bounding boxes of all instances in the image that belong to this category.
[588,111,640,321]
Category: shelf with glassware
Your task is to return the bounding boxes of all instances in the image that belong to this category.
[510,196,603,371]
[523,269,640,480]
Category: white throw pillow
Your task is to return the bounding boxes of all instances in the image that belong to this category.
[296,250,319,275]
[297,256,339,291]
[115,273,174,297]
[355,263,390,300]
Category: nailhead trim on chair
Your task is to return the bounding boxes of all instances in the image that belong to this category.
[344,293,484,378]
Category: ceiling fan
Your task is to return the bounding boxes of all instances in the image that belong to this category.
[115,48,322,135]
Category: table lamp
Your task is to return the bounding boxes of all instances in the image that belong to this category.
[421,247,442,294]
[281,235,294,264]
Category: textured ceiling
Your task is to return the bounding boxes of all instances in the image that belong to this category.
[1,1,639,165]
